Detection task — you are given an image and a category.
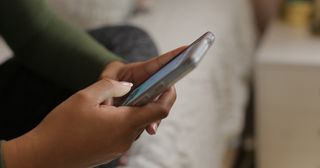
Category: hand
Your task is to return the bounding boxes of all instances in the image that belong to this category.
[100,46,186,135]
[3,79,176,168]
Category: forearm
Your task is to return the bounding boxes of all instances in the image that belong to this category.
[17,12,123,90]
[0,0,122,90]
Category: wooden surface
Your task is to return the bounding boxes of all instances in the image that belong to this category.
[255,20,320,168]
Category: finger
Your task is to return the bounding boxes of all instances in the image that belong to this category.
[146,120,161,135]
[134,129,144,140]
[125,86,177,128]
[142,46,187,76]
[119,153,129,166]
[101,98,113,106]
[80,79,133,104]
[153,86,176,112]
[100,61,125,80]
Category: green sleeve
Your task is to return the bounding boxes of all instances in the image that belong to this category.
[0,141,5,168]
[0,0,123,91]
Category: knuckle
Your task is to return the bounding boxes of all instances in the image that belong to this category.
[172,90,177,101]
[158,105,170,118]
[75,90,93,101]
[108,61,121,66]
[109,61,125,69]
[101,61,124,78]
[101,78,115,88]
[169,86,177,96]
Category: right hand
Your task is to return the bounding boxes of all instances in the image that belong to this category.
[3,79,176,168]
[100,46,186,135]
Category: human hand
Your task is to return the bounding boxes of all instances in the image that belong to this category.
[100,46,186,135]
[3,79,176,168]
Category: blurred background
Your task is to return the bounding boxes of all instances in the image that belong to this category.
[1,0,320,168]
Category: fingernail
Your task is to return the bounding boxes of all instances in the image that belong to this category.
[119,155,129,165]
[152,123,158,134]
[120,81,133,87]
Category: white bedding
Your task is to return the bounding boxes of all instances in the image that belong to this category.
[0,0,257,167]
[124,0,257,167]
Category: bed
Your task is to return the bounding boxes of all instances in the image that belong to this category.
[124,0,257,167]
[0,0,257,167]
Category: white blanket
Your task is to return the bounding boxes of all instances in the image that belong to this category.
[124,0,257,167]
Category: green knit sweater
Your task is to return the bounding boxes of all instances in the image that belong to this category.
[0,0,122,91]
[0,0,123,166]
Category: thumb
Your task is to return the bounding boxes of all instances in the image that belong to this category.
[82,79,133,104]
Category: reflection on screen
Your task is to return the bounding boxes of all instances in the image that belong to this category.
[122,47,191,104]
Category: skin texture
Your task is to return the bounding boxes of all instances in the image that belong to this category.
[2,47,185,168]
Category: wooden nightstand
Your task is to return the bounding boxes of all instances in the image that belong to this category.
[255,20,320,168]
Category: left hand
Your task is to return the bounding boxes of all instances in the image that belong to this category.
[100,46,186,135]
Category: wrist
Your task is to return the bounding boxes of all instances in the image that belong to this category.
[3,131,44,168]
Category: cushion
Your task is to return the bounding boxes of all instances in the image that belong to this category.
[48,0,135,29]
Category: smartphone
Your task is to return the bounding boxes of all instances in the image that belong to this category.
[121,32,215,106]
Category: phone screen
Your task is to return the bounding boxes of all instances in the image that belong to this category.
[121,31,214,106]
[122,47,190,104]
